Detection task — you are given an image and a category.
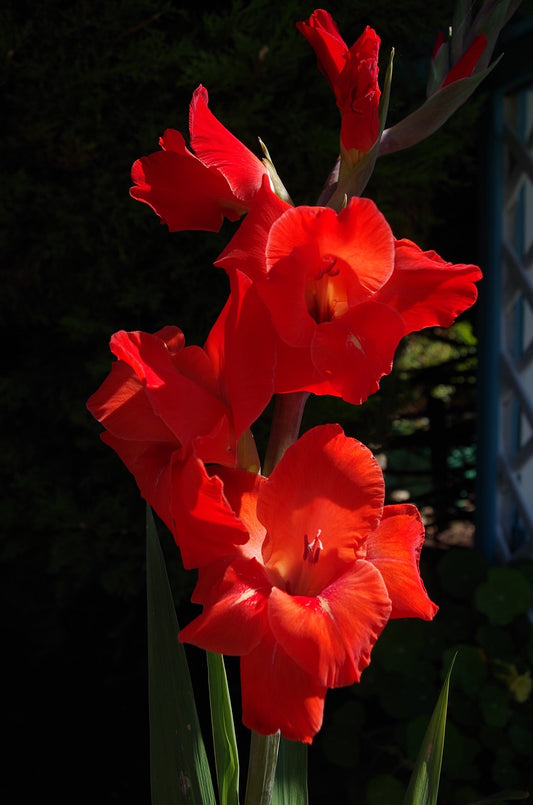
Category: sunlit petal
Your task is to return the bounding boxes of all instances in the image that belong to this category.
[179,556,271,653]
[268,561,391,687]
[241,632,327,743]
[366,504,439,620]
[258,425,384,589]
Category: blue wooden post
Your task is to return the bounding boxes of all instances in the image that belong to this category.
[476,17,533,563]
[476,93,505,565]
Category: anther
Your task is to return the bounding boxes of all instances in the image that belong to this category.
[302,530,323,564]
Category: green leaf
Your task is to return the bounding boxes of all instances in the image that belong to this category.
[146,507,216,805]
[244,732,280,805]
[321,700,364,767]
[475,567,532,625]
[366,774,405,805]
[272,737,308,805]
[479,684,511,728]
[403,654,456,805]
[442,646,486,697]
[426,39,449,97]
[207,652,240,805]
[437,548,486,600]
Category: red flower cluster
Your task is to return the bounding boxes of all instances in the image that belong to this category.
[89,7,486,744]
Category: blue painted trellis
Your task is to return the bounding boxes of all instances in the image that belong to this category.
[477,17,533,563]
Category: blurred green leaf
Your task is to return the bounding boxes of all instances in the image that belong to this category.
[479,684,511,728]
[366,774,405,804]
[508,722,533,756]
[437,548,486,600]
[403,654,455,805]
[146,507,216,805]
[440,722,480,782]
[272,738,308,805]
[321,701,364,768]
[475,568,532,626]
[443,646,487,697]
[207,652,240,805]
[492,746,523,791]
[475,624,514,661]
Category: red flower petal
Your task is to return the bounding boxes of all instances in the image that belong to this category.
[296,9,348,85]
[258,425,385,590]
[338,26,381,152]
[366,504,439,620]
[130,129,245,232]
[214,465,267,559]
[106,330,233,452]
[215,177,291,282]
[267,197,393,301]
[241,631,327,743]
[171,455,250,568]
[179,556,271,653]
[273,339,333,396]
[100,432,176,531]
[256,250,316,347]
[204,270,276,438]
[267,561,391,688]
[87,358,177,444]
[189,85,267,205]
[308,301,406,404]
[375,239,482,332]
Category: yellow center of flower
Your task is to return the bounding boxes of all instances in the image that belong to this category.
[305,254,349,323]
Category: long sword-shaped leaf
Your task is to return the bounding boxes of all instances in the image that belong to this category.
[404,654,456,805]
[272,738,308,805]
[207,652,240,805]
[146,507,216,805]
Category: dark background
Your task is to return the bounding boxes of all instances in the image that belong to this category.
[2,1,533,802]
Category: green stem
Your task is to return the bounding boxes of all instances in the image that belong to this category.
[244,731,281,805]
[263,391,310,476]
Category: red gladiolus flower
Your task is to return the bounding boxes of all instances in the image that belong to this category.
[179,424,438,743]
[86,325,261,567]
[216,179,482,405]
[130,85,267,232]
[297,10,381,153]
